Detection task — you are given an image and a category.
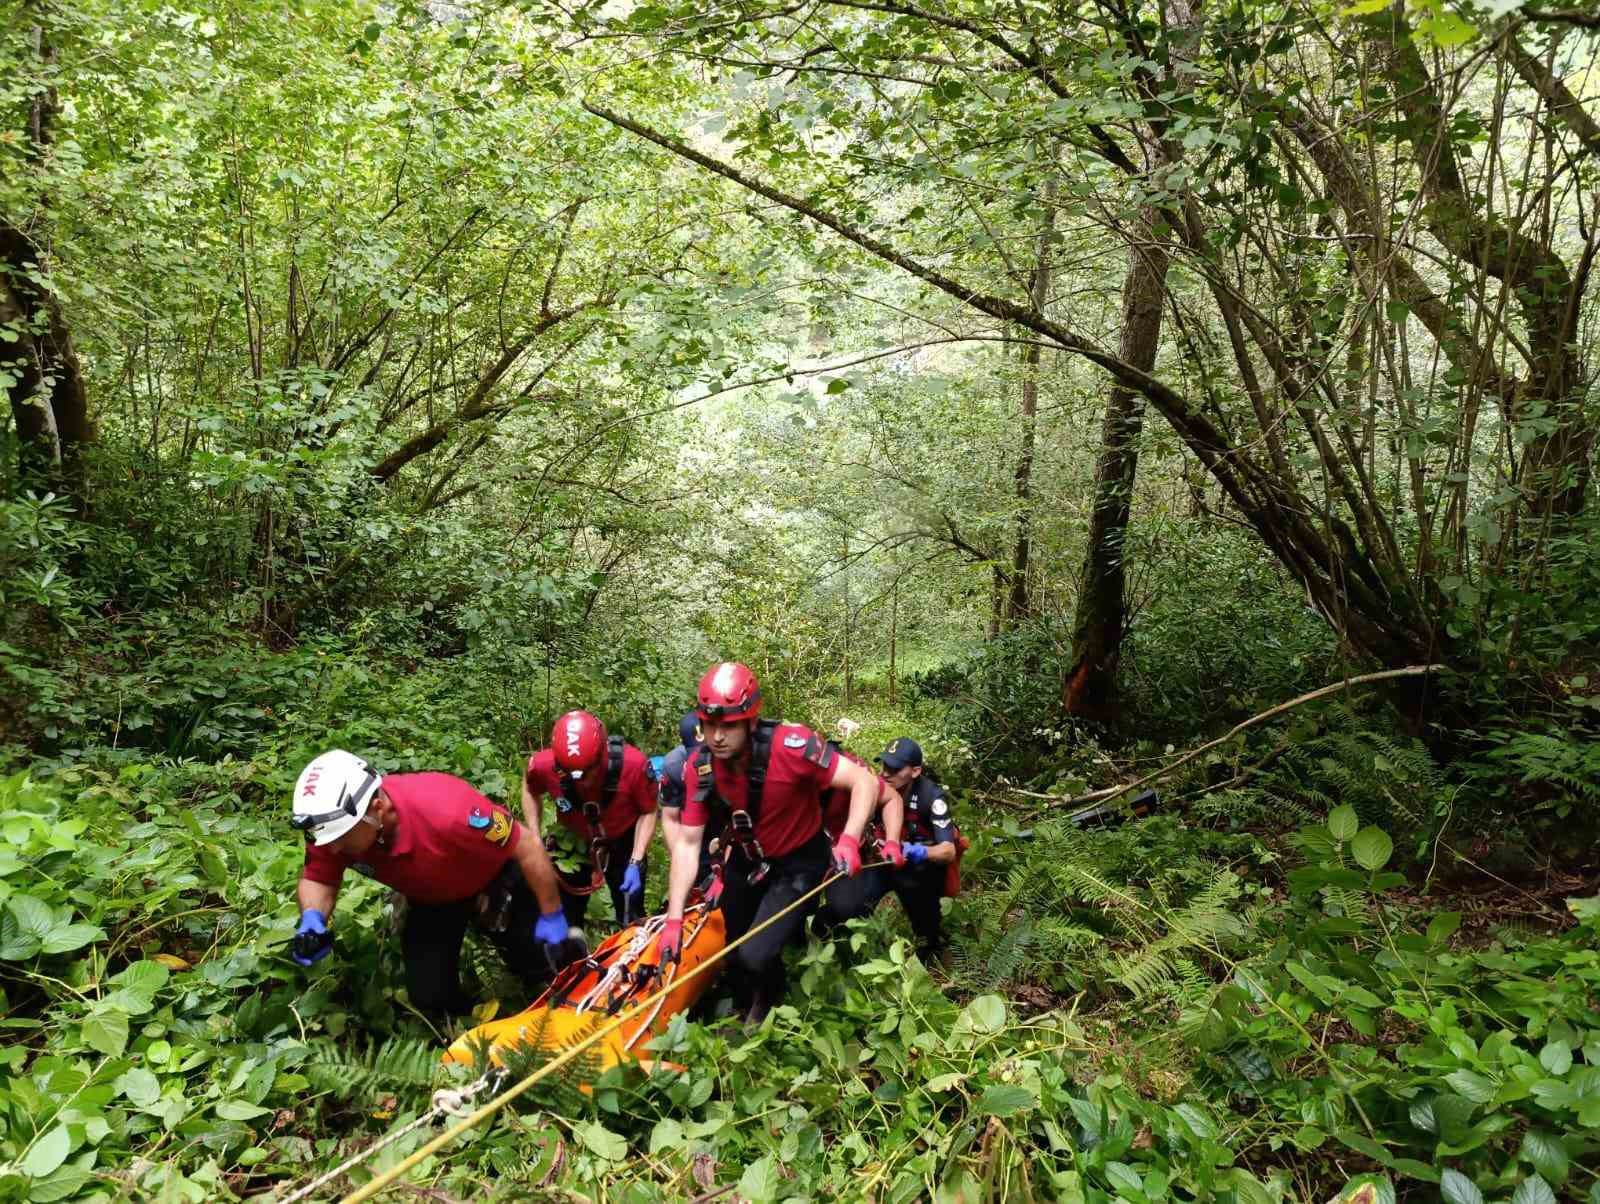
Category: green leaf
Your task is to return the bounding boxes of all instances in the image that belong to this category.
[648,1118,682,1156]
[19,1125,71,1179]
[216,1099,271,1121]
[115,1067,161,1108]
[825,378,850,394]
[962,994,1007,1034]
[112,960,170,996]
[1105,1162,1143,1196]
[1228,1170,1273,1204]
[575,1120,626,1161]
[975,1084,1035,1116]
[1328,805,1359,841]
[82,1009,129,1057]
[41,922,102,955]
[1440,1169,1484,1204]
[1511,1176,1556,1204]
[1425,912,1460,947]
[0,894,51,960]
[1352,826,1393,871]
[1444,1070,1496,1104]
[1539,1041,1572,1076]
[1340,0,1391,13]
[1521,1128,1569,1182]
[925,1072,966,1092]
[1418,10,1478,48]
[738,1154,782,1203]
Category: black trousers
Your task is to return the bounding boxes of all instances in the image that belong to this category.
[719,830,831,1010]
[401,872,550,1016]
[816,863,946,952]
[557,829,645,929]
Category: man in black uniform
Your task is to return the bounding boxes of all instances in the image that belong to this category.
[876,737,959,961]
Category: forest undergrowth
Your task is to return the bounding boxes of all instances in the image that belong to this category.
[1,634,1596,1204]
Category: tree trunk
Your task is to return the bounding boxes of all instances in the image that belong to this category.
[1005,180,1057,626]
[3,9,91,497]
[1063,209,1169,719]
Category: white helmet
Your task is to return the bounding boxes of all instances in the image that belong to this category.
[292,750,382,846]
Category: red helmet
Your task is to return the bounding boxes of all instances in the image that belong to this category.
[552,710,607,776]
[696,662,762,722]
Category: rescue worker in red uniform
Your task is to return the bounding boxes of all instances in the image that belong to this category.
[814,746,907,936]
[657,662,884,1023]
[522,710,658,929]
[288,749,573,1017]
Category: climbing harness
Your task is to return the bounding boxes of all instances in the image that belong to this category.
[313,864,882,1204]
[691,719,778,887]
[551,735,627,897]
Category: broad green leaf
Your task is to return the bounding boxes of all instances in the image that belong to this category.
[1351,826,1393,871]
[19,1125,71,1179]
[1328,805,1359,841]
[648,1118,682,1156]
[575,1120,625,1161]
[961,994,1007,1034]
[1418,10,1478,48]
[975,1084,1035,1116]
[1340,0,1391,13]
[0,895,52,960]
[82,1009,129,1057]
[1425,912,1460,947]
[1104,1162,1143,1196]
[1228,1170,1274,1204]
[925,1072,965,1092]
[1511,1176,1556,1204]
[1539,1041,1572,1076]
[216,1099,272,1121]
[1444,1070,1496,1104]
[41,922,102,955]
[1440,1169,1484,1204]
[112,961,170,997]
[115,1067,161,1108]
[738,1154,782,1203]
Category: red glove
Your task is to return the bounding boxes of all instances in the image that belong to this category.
[705,874,725,906]
[881,839,905,869]
[657,916,683,961]
[831,833,862,877]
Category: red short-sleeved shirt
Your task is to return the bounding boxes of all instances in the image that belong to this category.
[680,723,833,858]
[821,749,897,837]
[525,743,657,842]
[300,772,522,905]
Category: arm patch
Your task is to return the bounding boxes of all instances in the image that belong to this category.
[801,734,836,769]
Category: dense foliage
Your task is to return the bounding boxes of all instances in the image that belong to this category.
[5,0,1600,1198]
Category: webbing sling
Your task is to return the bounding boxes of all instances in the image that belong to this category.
[693,719,778,884]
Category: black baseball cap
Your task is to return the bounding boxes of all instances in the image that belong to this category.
[876,737,922,771]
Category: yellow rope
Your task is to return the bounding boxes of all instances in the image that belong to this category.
[337,865,859,1202]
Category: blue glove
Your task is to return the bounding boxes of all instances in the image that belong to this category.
[534,909,569,946]
[647,755,666,781]
[904,843,930,865]
[621,860,643,895]
[291,909,333,965]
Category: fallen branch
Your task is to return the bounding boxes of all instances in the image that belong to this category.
[1031,665,1450,811]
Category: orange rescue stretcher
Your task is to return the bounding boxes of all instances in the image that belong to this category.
[441,904,725,1076]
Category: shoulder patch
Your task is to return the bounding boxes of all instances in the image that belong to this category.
[800,734,835,768]
[484,811,513,846]
[932,799,949,817]
[696,760,713,778]
[468,807,491,830]
[783,734,807,749]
